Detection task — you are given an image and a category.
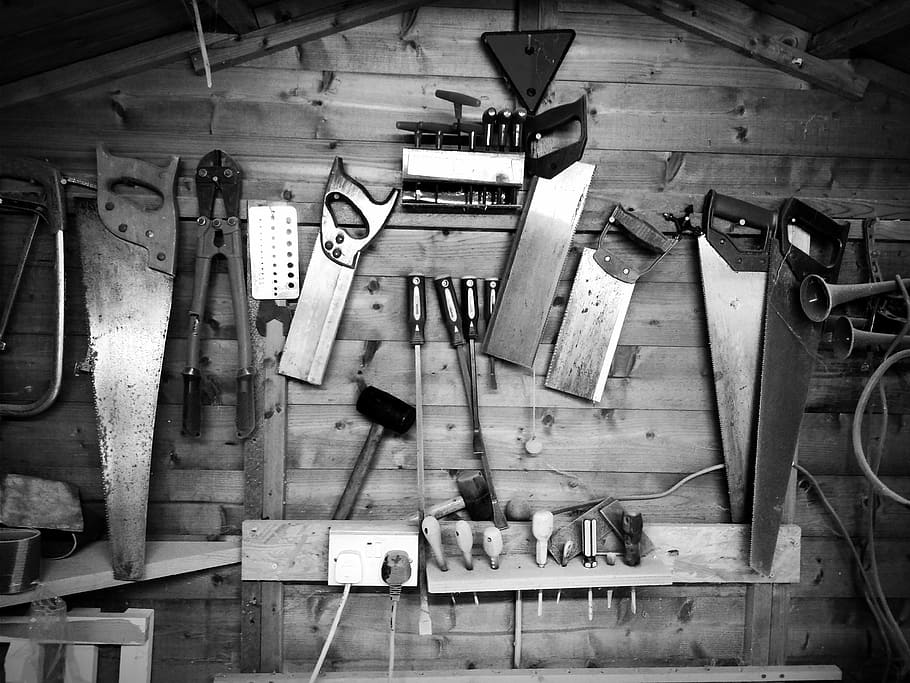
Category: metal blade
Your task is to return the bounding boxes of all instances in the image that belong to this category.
[545,247,634,402]
[697,237,766,523]
[279,245,354,385]
[77,201,173,580]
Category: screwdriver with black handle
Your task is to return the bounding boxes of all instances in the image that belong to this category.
[483,278,499,390]
[406,273,433,636]
[434,277,508,530]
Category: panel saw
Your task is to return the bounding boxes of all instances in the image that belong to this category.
[76,145,179,580]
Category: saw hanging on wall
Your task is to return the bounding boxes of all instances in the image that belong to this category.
[695,191,775,524]
[750,198,848,575]
[279,158,398,385]
[545,205,678,402]
[76,144,179,581]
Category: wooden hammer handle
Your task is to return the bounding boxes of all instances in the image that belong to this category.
[333,423,385,519]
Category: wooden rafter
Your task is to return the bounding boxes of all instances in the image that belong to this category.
[202,0,259,35]
[840,57,910,101]
[0,30,229,109]
[189,0,428,74]
[809,0,910,58]
[615,0,869,100]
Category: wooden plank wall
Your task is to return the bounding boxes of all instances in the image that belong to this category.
[1,1,909,680]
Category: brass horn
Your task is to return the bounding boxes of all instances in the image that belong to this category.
[830,316,910,359]
[800,274,910,322]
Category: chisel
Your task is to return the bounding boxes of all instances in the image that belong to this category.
[483,278,499,390]
[434,277,507,529]
[461,276,482,425]
[407,273,433,636]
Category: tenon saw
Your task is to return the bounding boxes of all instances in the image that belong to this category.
[751,198,848,575]
[279,158,398,385]
[696,191,775,524]
[76,145,178,580]
[546,205,677,402]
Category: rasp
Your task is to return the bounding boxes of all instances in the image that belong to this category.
[76,144,178,580]
[697,191,775,523]
[279,158,398,385]
[750,198,848,575]
[546,205,677,402]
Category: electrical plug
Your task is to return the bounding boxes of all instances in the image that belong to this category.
[381,550,412,603]
[333,549,363,584]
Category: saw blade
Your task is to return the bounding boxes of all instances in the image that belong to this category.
[545,247,633,402]
[76,199,173,581]
[697,237,766,524]
[279,245,354,385]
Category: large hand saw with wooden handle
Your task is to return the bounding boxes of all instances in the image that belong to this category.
[751,198,848,575]
[697,191,775,524]
[279,158,398,385]
[76,144,178,580]
[545,206,677,402]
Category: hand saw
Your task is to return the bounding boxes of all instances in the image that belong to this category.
[750,198,848,575]
[76,144,178,580]
[696,191,775,524]
[279,158,398,385]
[545,205,677,402]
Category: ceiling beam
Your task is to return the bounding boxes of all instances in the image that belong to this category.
[201,0,259,35]
[0,30,230,110]
[189,0,428,74]
[839,57,910,101]
[809,0,910,58]
[615,0,869,100]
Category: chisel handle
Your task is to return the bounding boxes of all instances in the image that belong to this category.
[434,276,467,347]
[461,277,480,340]
[235,368,255,440]
[421,515,448,571]
[482,526,503,569]
[483,278,499,327]
[182,371,202,438]
[454,520,474,570]
[407,274,427,346]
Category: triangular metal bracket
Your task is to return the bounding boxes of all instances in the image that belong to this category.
[481,29,575,113]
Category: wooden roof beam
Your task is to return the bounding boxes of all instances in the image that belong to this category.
[809,0,910,59]
[615,0,869,100]
[201,0,259,35]
[0,30,230,110]
[189,0,428,74]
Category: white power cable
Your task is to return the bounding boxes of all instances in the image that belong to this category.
[308,583,351,683]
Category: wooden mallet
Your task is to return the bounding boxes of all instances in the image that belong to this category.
[333,386,416,520]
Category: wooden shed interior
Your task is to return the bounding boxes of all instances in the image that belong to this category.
[1,1,910,681]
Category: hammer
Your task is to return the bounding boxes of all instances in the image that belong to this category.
[333,386,416,520]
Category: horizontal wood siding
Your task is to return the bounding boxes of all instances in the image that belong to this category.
[0,1,908,682]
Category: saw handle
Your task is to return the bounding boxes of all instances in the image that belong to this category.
[702,190,774,273]
[524,95,588,179]
[594,206,678,284]
[778,198,849,282]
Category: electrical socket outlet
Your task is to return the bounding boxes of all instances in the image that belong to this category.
[328,524,418,587]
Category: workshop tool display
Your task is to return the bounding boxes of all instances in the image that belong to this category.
[434,277,508,529]
[546,205,678,402]
[751,198,848,575]
[182,150,255,440]
[76,144,178,580]
[247,203,300,300]
[484,162,595,368]
[0,157,65,418]
[695,191,775,523]
[397,91,588,212]
[279,158,397,385]
[333,386,416,520]
[481,30,576,113]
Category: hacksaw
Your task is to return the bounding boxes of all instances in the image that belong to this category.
[76,145,178,580]
[279,158,398,385]
[546,205,677,402]
[750,198,848,575]
[696,191,775,524]
[483,161,594,368]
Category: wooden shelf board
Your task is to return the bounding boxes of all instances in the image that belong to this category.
[0,540,241,608]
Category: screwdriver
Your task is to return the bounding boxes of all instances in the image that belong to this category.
[483,278,499,390]
[407,274,433,635]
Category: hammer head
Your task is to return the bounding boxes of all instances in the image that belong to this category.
[456,470,492,521]
[356,386,416,434]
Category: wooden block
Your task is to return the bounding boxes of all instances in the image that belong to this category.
[483,162,595,368]
[241,520,800,583]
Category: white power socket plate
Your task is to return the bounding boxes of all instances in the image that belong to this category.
[327,525,418,587]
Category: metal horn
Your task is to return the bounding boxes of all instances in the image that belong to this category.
[830,316,910,359]
[800,274,910,322]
